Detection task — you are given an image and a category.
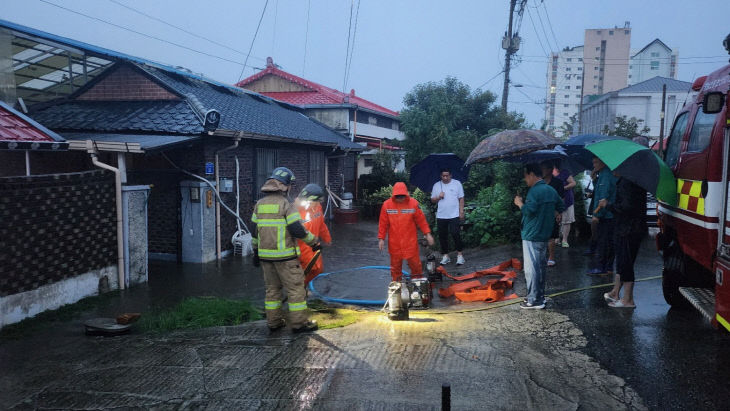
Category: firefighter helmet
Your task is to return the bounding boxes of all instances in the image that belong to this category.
[269,167,295,186]
[298,184,324,202]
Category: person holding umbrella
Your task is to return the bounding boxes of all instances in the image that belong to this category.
[599,172,646,308]
[514,163,566,309]
[587,156,617,276]
[430,168,466,265]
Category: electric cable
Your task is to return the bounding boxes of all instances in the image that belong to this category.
[237,0,270,82]
[302,0,311,75]
[106,0,264,63]
[344,0,361,92]
[525,5,549,57]
[38,0,255,70]
[540,0,560,52]
[342,0,355,93]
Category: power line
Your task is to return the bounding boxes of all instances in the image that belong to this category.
[520,54,726,61]
[540,0,560,52]
[525,6,548,57]
[107,0,264,63]
[39,0,256,69]
[476,69,505,90]
[342,0,355,93]
[302,0,311,75]
[237,0,270,82]
[532,0,557,51]
[344,0,361,92]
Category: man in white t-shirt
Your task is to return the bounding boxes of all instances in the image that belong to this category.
[430,169,465,265]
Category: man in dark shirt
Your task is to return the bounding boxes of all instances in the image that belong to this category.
[599,173,646,308]
[541,160,564,267]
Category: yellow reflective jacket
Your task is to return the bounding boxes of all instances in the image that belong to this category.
[252,179,316,261]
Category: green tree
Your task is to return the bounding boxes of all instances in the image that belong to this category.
[558,114,578,139]
[399,77,525,166]
[602,115,650,138]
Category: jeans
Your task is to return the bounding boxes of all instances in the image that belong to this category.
[437,217,463,254]
[522,240,548,305]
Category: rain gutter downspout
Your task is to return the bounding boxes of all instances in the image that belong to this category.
[215,136,240,263]
[86,140,125,290]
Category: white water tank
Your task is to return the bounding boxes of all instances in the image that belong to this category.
[341,192,353,210]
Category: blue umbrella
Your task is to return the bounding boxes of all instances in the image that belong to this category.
[409,153,470,192]
[563,134,628,170]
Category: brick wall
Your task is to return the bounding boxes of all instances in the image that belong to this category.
[77,64,179,101]
[0,170,116,296]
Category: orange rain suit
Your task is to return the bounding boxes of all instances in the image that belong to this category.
[298,201,331,284]
[378,182,431,281]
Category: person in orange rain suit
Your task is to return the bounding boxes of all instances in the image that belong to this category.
[378,182,435,281]
[296,184,332,284]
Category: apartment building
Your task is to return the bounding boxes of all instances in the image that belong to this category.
[544,46,584,134]
[583,24,632,95]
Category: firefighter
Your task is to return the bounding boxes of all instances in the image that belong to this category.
[252,167,320,333]
[296,183,332,284]
[378,182,434,281]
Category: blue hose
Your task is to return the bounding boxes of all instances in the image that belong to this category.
[308,265,410,306]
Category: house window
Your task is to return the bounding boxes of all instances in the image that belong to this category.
[577,67,582,71]
[687,109,716,152]
[364,158,374,168]
[256,148,279,199]
[565,86,570,89]
[392,122,399,131]
[368,115,378,125]
[609,30,614,35]
[563,104,569,107]
[578,58,583,62]
[651,52,660,57]
[309,150,325,186]
[596,30,602,34]
[650,61,660,70]
[565,74,571,80]
[576,94,581,98]
[594,66,599,70]
[566,58,572,62]
[564,94,570,98]
[566,67,571,71]
[577,75,582,80]
[624,30,629,35]
[576,85,581,89]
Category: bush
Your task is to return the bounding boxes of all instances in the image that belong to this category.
[463,183,522,246]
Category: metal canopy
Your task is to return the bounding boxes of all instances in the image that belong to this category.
[2,27,114,105]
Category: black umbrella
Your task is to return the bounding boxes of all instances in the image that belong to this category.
[466,129,561,165]
[409,153,470,192]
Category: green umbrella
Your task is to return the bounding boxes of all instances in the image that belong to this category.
[586,139,677,206]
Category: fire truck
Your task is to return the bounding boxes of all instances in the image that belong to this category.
[656,34,730,331]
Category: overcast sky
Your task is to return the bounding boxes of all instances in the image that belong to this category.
[3,0,729,127]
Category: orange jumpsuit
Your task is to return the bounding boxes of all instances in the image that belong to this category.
[378,182,431,281]
[298,201,331,284]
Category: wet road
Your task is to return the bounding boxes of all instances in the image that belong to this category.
[1,221,729,409]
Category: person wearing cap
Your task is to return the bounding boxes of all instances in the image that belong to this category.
[378,182,434,282]
[296,183,332,285]
[251,167,320,333]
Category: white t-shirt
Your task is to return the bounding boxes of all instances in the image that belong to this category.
[431,179,464,219]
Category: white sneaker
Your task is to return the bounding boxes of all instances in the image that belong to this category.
[456,255,465,265]
[440,255,451,265]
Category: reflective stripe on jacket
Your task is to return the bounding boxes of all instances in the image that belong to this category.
[377,183,430,256]
[253,193,315,261]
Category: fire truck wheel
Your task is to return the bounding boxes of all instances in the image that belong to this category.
[662,246,691,309]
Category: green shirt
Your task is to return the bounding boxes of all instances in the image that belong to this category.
[594,169,617,219]
[520,180,566,242]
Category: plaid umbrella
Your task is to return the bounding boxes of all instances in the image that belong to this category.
[465,129,561,165]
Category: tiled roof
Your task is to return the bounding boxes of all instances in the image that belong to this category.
[140,65,362,149]
[0,100,68,150]
[618,76,691,94]
[33,100,204,134]
[236,59,400,118]
[31,62,362,150]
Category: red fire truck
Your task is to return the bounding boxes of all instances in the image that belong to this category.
[657,35,730,331]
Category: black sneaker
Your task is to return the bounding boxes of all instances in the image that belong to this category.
[520,301,545,309]
[292,320,318,333]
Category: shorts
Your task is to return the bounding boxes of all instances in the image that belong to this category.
[561,205,575,225]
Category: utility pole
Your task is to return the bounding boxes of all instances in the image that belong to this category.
[658,83,667,158]
[501,0,518,111]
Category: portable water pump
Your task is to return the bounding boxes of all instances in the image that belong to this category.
[386,281,409,321]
